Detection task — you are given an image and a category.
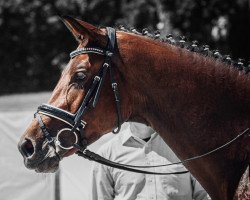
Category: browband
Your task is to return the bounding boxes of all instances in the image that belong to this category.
[70,47,107,58]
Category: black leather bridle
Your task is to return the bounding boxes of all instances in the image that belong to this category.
[35,27,122,150]
[34,27,249,175]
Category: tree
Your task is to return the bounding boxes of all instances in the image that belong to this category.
[0,0,249,94]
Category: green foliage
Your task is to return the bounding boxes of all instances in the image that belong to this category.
[0,0,249,94]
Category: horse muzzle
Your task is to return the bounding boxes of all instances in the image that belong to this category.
[18,136,60,173]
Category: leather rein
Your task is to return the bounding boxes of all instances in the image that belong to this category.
[34,27,249,175]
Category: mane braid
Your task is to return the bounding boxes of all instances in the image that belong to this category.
[116,25,250,74]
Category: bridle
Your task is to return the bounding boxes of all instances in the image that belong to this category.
[34,27,250,175]
[34,27,188,175]
[35,27,122,150]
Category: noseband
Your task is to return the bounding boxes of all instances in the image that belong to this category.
[35,27,122,150]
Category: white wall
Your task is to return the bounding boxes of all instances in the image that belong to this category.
[0,92,116,200]
[60,133,114,200]
[0,111,56,200]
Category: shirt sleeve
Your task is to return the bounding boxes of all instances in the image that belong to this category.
[89,153,115,200]
[191,175,211,200]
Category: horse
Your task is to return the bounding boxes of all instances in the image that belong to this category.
[18,16,250,200]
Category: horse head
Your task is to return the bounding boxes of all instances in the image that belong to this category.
[18,16,131,173]
[17,16,250,200]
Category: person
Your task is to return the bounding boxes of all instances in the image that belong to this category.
[90,122,210,200]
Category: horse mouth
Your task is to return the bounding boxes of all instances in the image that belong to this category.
[34,158,60,173]
[19,138,61,173]
[24,150,60,173]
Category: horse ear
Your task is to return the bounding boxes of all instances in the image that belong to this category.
[60,16,106,46]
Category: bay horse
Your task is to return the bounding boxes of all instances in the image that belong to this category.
[18,16,250,200]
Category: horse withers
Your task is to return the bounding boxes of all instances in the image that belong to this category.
[18,16,250,200]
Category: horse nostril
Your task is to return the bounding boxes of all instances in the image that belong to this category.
[20,139,35,158]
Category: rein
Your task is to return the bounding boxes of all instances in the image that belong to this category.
[34,27,249,175]
[73,128,249,175]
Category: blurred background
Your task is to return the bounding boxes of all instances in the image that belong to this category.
[0,1,249,200]
[0,0,249,94]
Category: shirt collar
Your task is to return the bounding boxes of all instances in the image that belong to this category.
[121,124,158,146]
[121,125,133,145]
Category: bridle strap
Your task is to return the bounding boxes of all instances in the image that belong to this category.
[70,27,122,134]
[110,71,122,133]
[37,104,86,129]
[73,127,249,174]
[106,27,122,133]
[75,146,189,175]
[70,47,106,58]
[71,75,101,133]
[106,27,116,51]
[35,112,54,143]
[92,63,109,107]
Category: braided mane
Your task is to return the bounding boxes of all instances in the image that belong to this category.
[116,25,250,74]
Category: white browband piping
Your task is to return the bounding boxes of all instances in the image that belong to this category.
[70,47,106,58]
[38,111,86,130]
[42,103,77,116]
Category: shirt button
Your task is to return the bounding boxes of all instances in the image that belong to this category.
[148,179,153,183]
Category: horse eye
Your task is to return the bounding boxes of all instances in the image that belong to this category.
[75,71,86,80]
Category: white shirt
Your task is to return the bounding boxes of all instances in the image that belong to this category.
[90,125,209,200]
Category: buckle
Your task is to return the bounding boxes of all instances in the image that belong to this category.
[106,51,113,57]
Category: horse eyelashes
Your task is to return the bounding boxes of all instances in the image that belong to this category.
[75,71,87,81]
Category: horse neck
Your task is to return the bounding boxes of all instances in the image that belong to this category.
[118,33,250,128]
[117,33,250,199]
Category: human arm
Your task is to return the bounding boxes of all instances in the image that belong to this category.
[89,158,115,200]
[191,175,211,200]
